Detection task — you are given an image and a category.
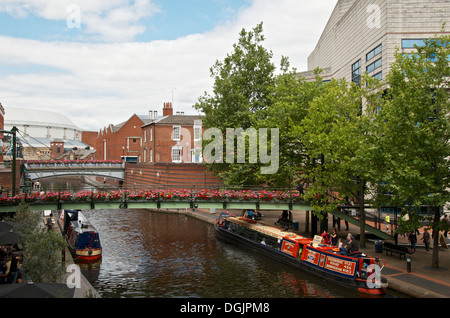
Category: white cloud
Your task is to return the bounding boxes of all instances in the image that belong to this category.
[0,0,337,131]
[0,0,161,41]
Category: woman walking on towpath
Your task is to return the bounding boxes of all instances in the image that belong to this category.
[422,228,431,254]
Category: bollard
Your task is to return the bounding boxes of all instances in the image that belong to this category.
[406,256,412,273]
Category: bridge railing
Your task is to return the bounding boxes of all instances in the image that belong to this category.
[25,160,125,169]
[0,187,305,205]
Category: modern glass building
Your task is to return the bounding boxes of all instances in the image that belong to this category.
[300,0,449,83]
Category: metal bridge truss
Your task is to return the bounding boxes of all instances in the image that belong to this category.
[25,163,125,181]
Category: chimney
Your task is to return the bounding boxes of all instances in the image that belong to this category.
[154,111,157,118]
[163,102,173,116]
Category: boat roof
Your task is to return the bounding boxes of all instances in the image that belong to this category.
[224,216,311,242]
[69,212,98,234]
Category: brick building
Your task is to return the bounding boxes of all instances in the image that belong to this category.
[141,102,203,164]
[0,104,22,195]
[50,139,96,161]
[95,114,151,162]
[124,102,221,190]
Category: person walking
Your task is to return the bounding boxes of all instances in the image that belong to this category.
[408,231,417,253]
[385,213,390,231]
[441,214,449,238]
[422,228,431,254]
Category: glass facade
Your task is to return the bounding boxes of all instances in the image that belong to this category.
[402,39,426,49]
[351,59,361,85]
[367,44,382,62]
[367,58,382,73]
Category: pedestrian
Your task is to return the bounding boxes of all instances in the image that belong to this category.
[422,228,431,253]
[321,230,329,244]
[385,214,390,231]
[346,234,359,253]
[330,228,338,246]
[408,231,417,253]
[441,214,449,238]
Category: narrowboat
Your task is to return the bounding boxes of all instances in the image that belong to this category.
[215,212,388,296]
[57,210,102,264]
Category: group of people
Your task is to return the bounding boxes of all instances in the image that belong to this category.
[403,214,450,254]
[320,228,359,255]
[408,227,441,254]
[244,209,263,220]
[0,245,23,284]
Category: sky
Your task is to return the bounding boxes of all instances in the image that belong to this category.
[0,0,337,131]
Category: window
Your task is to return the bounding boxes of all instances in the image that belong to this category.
[372,71,382,81]
[150,149,153,163]
[402,39,426,49]
[366,58,382,73]
[194,127,201,141]
[367,44,382,62]
[192,149,202,163]
[173,126,181,141]
[352,59,361,85]
[172,147,182,163]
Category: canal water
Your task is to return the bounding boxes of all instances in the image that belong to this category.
[80,209,405,298]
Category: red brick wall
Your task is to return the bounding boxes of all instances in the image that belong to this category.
[95,114,144,161]
[82,131,98,149]
[0,159,23,195]
[0,104,4,163]
[124,162,222,190]
[142,124,200,164]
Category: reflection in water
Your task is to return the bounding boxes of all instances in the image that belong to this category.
[81,210,357,298]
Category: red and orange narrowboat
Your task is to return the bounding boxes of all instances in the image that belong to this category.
[215,212,388,296]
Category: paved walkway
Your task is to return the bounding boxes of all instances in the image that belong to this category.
[190,208,450,298]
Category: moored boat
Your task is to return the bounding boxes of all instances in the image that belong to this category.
[57,210,102,264]
[215,212,388,296]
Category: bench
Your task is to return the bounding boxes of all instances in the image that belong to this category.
[383,242,411,259]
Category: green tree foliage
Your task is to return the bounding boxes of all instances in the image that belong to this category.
[12,203,67,282]
[299,77,379,247]
[194,22,278,186]
[373,31,449,267]
[259,68,325,188]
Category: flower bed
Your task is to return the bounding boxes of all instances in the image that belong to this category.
[26,160,122,166]
[0,189,305,206]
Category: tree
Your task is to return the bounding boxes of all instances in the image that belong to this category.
[194,22,278,186]
[374,30,449,268]
[12,202,67,282]
[299,77,379,247]
[258,68,326,188]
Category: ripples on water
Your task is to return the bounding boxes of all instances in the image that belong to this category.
[81,210,360,298]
